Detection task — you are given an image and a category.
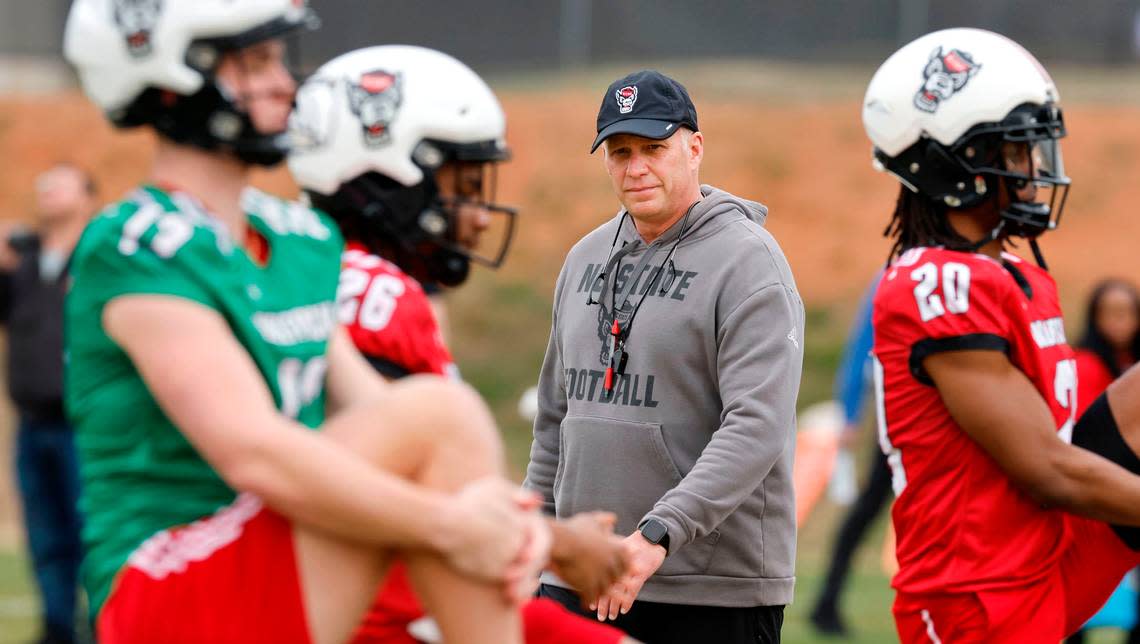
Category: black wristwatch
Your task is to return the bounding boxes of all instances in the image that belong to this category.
[638,518,670,553]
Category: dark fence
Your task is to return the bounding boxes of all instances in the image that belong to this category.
[3,1,1138,69]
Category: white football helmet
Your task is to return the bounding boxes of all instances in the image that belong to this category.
[64,0,317,165]
[288,45,515,286]
[863,28,1070,258]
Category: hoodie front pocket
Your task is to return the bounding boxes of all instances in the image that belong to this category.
[553,415,682,538]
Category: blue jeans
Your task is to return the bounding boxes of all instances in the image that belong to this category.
[16,417,83,641]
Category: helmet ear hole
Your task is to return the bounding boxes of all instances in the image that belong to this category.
[186,43,220,72]
[418,210,448,236]
[413,142,445,169]
[922,139,964,177]
[884,139,966,204]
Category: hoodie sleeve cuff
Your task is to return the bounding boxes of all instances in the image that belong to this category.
[644,504,692,557]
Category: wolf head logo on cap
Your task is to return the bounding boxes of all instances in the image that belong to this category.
[615,85,638,114]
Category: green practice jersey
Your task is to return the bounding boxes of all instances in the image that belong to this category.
[65,185,344,616]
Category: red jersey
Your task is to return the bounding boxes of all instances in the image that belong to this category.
[338,243,457,379]
[1074,349,1115,417]
[872,247,1077,595]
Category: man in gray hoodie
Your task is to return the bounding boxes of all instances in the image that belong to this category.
[524,70,804,644]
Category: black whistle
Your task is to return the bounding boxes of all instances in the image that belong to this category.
[612,347,628,375]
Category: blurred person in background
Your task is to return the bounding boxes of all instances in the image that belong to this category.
[288,44,635,644]
[63,2,549,643]
[1075,280,1140,418]
[809,275,894,637]
[525,69,804,644]
[1069,279,1140,644]
[0,163,96,644]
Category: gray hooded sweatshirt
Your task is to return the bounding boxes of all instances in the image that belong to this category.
[524,185,804,607]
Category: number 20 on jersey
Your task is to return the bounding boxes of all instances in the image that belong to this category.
[911,262,971,322]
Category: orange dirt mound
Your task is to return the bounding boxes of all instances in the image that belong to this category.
[1,91,1135,308]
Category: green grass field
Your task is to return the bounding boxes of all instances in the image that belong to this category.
[0,548,36,644]
[1,498,1129,642]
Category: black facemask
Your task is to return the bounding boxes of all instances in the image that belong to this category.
[308,141,516,287]
[877,102,1070,267]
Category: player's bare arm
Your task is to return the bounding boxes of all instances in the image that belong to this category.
[323,326,390,410]
[103,292,535,583]
[926,349,1140,524]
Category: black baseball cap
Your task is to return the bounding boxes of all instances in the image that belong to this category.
[590,70,699,153]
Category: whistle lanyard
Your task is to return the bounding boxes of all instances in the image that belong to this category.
[599,203,697,392]
[602,241,660,391]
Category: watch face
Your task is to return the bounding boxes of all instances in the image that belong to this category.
[642,519,667,544]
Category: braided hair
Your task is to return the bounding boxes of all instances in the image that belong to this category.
[883,186,973,261]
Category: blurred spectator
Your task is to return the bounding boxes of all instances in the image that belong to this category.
[810,274,893,637]
[0,163,96,644]
[1069,279,1140,644]
[1075,279,1140,417]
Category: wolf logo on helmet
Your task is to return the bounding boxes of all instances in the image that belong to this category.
[112,0,162,58]
[348,70,402,147]
[914,46,981,113]
[615,85,638,114]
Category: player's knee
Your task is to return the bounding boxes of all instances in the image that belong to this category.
[396,375,503,464]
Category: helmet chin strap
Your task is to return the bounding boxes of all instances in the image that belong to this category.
[1028,238,1048,270]
[963,181,1051,270]
[962,214,1049,270]
[1002,200,1051,270]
